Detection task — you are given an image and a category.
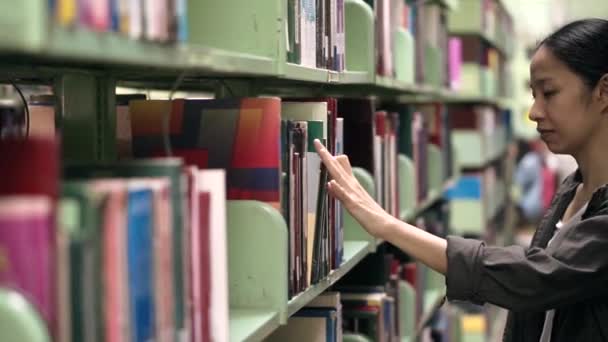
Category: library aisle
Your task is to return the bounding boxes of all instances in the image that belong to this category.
[1,0,602,342]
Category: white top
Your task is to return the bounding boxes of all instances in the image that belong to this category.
[538,203,588,342]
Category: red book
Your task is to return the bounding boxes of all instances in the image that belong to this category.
[198,192,211,342]
[0,196,54,328]
[90,180,130,342]
[0,137,59,198]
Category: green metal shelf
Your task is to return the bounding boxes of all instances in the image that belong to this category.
[339,70,375,84]
[427,0,459,10]
[287,240,374,317]
[8,26,277,78]
[424,289,446,315]
[375,76,435,94]
[284,63,336,83]
[229,309,280,342]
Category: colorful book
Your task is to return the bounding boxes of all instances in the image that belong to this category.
[129,97,282,211]
[0,137,59,199]
[335,117,344,268]
[64,158,187,338]
[197,170,228,342]
[56,0,77,26]
[88,180,131,342]
[0,196,54,330]
[130,178,176,342]
[126,185,155,342]
[145,0,169,42]
[61,183,104,342]
[129,0,144,39]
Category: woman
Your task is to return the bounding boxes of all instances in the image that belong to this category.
[314,18,608,341]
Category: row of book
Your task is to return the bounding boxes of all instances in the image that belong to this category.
[366,0,450,87]
[48,0,188,43]
[286,0,346,71]
[0,137,230,342]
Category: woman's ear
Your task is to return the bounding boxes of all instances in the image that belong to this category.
[598,73,608,114]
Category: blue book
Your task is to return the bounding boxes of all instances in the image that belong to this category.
[127,186,155,342]
[177,0,188,42]
[110,0,120,31]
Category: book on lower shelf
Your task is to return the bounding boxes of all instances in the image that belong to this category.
[267,292,342,342]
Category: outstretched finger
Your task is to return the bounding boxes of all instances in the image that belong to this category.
[314,139,348,182]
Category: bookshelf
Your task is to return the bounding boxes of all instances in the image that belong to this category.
[286,240,374,317]
[0,0,520,341]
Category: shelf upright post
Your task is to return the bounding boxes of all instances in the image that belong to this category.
[54,73,117,162]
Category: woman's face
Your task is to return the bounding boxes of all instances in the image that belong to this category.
[528,45,604,156]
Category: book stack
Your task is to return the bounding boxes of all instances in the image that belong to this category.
[49,0,188,43]
[64,160,229,342]
[287,0,346,71]
[0,137,231,341]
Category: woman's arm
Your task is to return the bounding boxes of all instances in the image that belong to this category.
[314,139,448,274]
[315,139,608,312]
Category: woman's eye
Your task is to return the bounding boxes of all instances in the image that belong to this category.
[544,90,557,98]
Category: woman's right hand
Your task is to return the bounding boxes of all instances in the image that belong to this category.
[314,139,396,239]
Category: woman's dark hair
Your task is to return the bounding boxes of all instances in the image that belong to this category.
[540,18,608,89]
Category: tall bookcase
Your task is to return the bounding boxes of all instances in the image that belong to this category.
[0,0,517,341]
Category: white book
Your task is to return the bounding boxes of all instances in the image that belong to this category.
[198,170,229,342]
[129,0,143,39]
[145,0,169,41]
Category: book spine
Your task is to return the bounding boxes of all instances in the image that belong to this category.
[0,197,54,331]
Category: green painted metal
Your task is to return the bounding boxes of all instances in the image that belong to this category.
[345,0,374,74]
[343,167,376,244]
[0,0,45,53]
[394,28,415,85]
[451,131,484,168]
[54,73,117,162]
[424,46,443,88]
[229,309,280,342]
[286,240,372,317]
[399,281,416,342]
[447,0,482,34]
[423,288,445,317]
[0,288,50,342]
[398,154,416,221]
[285,63,333,83]
[459,63,483,97]
[344,333,373,342]
[449,200,485,235]
[187,0,282,69]
[427,144,444,196]
[226,201,288,319]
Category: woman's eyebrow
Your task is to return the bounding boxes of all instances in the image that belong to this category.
[529,77,554,88]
